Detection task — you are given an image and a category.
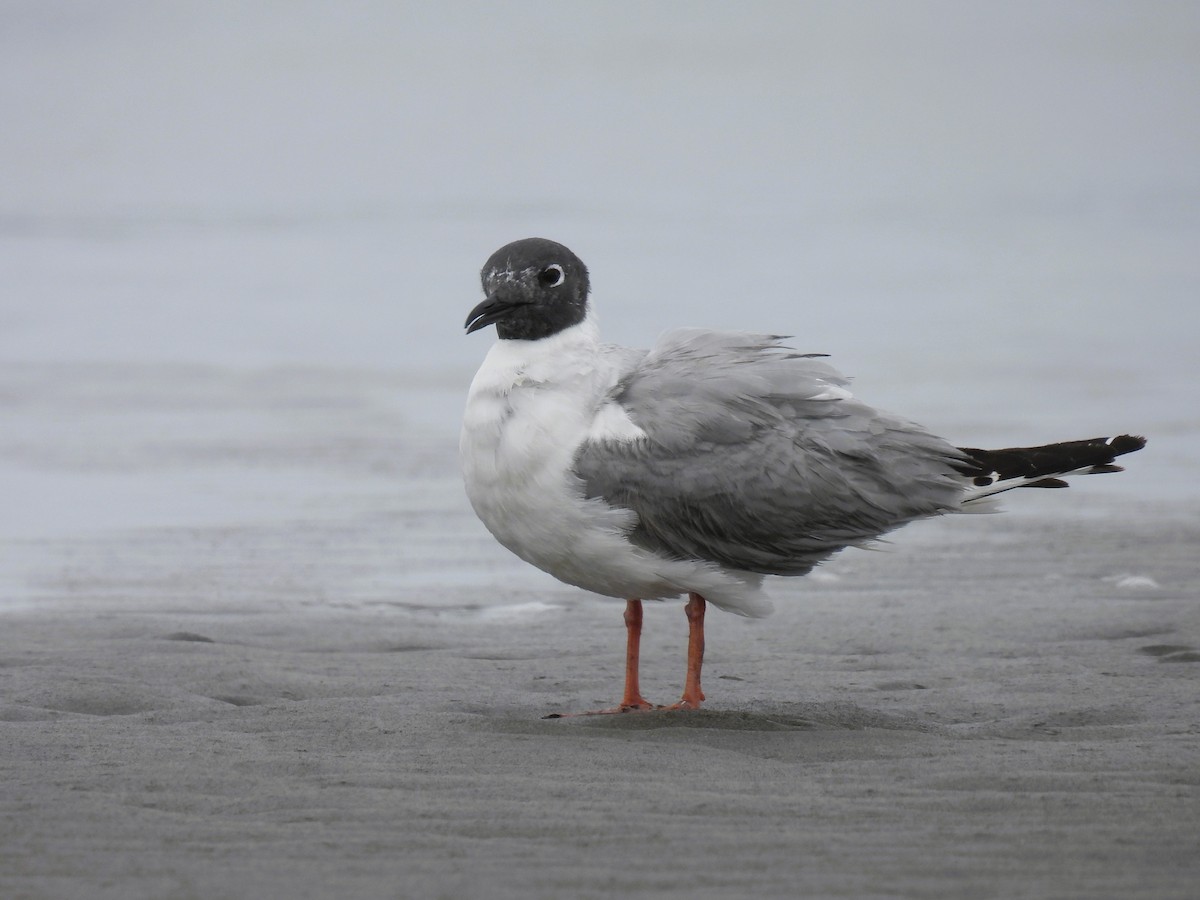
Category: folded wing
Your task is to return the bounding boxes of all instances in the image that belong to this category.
[574,329,967,575]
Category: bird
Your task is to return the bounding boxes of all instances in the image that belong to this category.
[460,237,1146,716]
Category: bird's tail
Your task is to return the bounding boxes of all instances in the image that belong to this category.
[954,434,1146,506]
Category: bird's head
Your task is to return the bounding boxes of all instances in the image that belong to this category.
[465,238,590,341]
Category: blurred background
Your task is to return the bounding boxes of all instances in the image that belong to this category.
[2,1,1197,609]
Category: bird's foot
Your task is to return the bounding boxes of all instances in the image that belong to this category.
[660,698,703,711]
[661,685,705,711]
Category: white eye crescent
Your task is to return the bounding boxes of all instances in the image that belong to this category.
[538,264,565,288]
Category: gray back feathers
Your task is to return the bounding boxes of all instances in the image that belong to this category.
[574,330,967,575]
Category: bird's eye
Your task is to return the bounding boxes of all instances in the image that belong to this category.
[538,264,565,288]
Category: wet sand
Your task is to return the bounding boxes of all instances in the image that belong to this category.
[2,364,1198,900]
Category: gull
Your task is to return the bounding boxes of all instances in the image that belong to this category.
[460,237,1145,715]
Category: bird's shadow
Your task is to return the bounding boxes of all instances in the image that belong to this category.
[493,700,938,734]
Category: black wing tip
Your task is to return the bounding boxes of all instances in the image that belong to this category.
[1108,434,1147,456]
[954,432,1147,482]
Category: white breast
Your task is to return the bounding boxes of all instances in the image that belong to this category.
[460,319,630,582]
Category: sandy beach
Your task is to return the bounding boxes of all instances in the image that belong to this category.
[2,363,1198,900]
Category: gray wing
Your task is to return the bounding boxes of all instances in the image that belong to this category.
[574,329,968,575]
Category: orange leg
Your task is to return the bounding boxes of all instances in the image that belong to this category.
[617,599,654,710]
[545,595,709,718]
[666,593,706,709]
